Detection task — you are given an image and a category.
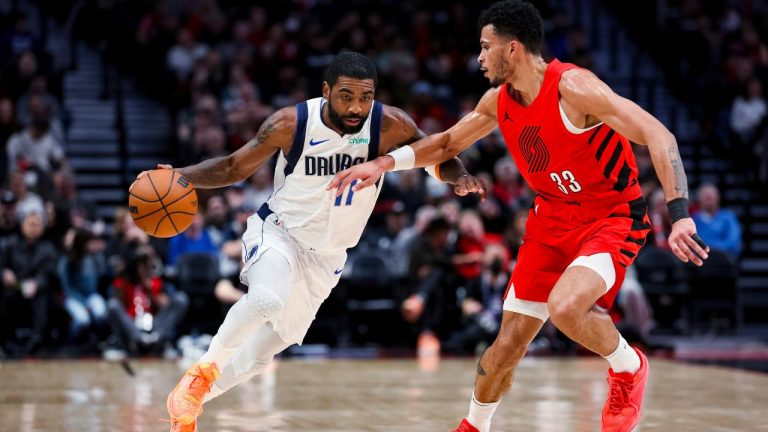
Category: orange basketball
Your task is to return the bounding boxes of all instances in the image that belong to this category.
[128,169,198,238]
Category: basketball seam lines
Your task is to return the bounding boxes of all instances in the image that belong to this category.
[129,172,180,203]
[131,188,196,221]
[146,172,180,235]
[160,171,176,200]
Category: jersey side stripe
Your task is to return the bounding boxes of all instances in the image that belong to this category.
[595,129,615,160]
[603,141,623,178]
[613,161,632,191]
[587,123,604,144]
[284,101,308,176]
[367,101,382,161]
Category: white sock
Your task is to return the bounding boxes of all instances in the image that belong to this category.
[199,335,237,366]
[466,391,500,432]
[603,334,640,374]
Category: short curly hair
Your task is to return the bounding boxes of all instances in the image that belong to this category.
[479,0,544,54]
[325,52,378,88]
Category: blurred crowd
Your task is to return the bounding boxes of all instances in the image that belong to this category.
[608,0,768,182]
[0,0,746,360]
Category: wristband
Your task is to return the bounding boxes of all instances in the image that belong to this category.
[667,198,689,223]
[387,146,416,171]
[424,164,443,182]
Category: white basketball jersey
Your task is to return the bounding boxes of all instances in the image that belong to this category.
[258,97,384,252]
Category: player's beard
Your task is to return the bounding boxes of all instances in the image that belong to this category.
[328,103,368,134]
[489,56,511,87]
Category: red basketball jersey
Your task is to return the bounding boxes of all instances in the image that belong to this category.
[497,59,643,211]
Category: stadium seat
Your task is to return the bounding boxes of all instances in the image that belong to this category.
[687,249,738,334]
[635,247,690,334]
[175,253,220,294]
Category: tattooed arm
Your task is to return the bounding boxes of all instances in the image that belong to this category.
[176,108,295,189]
[560,69,709,265]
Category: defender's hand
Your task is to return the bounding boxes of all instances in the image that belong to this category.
[327,158,389,196]
[130,164,173,192]
[454,174,487,201]
[669,218,709,266]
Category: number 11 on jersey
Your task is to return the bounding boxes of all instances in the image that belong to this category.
[334,180,358,206]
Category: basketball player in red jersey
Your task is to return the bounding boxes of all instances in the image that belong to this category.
[330,1,709,431]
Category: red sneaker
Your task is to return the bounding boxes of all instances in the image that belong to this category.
[601,347,649,432]
[455,419,480,432]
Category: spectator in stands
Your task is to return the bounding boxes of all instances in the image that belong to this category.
[477,187,511,235]
[492,157,524,209]
[2,50,41,102]
[391,205,438,278]
[614,266,654,342]
[51,170,98,231]
[107,246,189,355]
[693,183,742,259]
[203,194,229,246]
[8,172,44,218]
[446,243,510,354]
[503,207,529,260]
[649,189,673,251]
[1,207,58,355]
[470,130,508,174]
[16,75,63,133]
[104,207,151,275]
[730,76,767,179]
[0,191,19,242]
[243,164,273,210]
[167,29,209,81]
[167,213,217,267]
[402,217,458,354]
[193,119,227,161]
[1,13,42,58]
[364,200,409,249]
[453,210,488,286]
[0,97,21,184]
[6,95,65,177]
[730,77,767,144]
[58,228,107,344]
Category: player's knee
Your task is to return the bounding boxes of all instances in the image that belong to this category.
[547,296,580,331]
[244,287,284,320]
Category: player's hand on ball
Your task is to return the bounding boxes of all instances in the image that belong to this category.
[130,164,174,192]
[454,174,486,201]
[669,218,709,266]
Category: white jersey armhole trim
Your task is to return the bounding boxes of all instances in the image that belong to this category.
[559,100,603,134]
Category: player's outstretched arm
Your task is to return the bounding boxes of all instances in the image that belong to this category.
[142,108,295,189]
[328,88,498,193]
[560,69,710,266]
[378,106,487,200]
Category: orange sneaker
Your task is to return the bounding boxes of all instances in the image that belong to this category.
[169,418,197,432]
[166,362,220,427]
[601,347,649,432]
[454,419,480,432]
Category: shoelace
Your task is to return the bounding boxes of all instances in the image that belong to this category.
[183,366,215,404]
[607,376,633,413]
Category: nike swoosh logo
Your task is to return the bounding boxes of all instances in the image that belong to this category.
[334,268,343,275]
[310,138,330,146]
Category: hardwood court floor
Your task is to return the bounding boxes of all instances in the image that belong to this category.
[0,356,766,431]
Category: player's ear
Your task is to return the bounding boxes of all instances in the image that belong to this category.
[322,81,330,99]
[508,39,518,57]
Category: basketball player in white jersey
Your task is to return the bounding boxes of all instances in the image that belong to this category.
[152,52,486,431]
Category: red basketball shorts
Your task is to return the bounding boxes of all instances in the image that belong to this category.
[504,196,651,319]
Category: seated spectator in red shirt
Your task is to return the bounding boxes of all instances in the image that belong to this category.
[107,247,188,355]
